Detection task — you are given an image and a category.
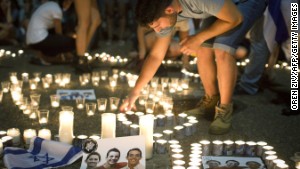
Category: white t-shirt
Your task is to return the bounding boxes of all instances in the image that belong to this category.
[26,1,62,45]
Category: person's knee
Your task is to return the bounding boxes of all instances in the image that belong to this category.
[214,49,233,62]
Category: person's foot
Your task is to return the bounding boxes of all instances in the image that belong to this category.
[209,103,233,135]
[72,57,92,74]
[184,94,220,120]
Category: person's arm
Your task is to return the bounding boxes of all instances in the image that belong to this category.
[180,0,243,55]
[120,34,172,111]
[53,18,62,34]
[178,30,190,68]
[137,25,148,60]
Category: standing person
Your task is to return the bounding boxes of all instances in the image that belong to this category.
[73,0,101,72]
[85,152,101,169]
[0,0,18,45]
[104,0,128,45]
[26,0,75,65]
[96,148,127,169]
[122,148,145,169]
[120,0,267,135]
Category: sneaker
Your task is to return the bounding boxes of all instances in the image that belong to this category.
[209,103,233,135]
[184,94,220,119]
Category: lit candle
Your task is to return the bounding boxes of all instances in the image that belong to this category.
[23,129,37,145]
[139,114,154,159]
[256,141,267,157]
[7,128,21,146]
[38,129,51,140]
[212,140,223,156]
[77,104,84,109]
[101,113,116,138]
[0,140,3,157]
[156,139,167,154]
[200,140,211,156]
[50,95,60,108]
[59,110,74,144]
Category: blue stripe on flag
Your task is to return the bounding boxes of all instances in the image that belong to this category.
[4,149,28,155]
[30,137,44,155]
[268,0,289,43]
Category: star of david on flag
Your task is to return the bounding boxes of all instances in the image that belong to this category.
[3,137,82,169]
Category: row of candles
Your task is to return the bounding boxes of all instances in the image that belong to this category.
[167,140,292,169]
[1,70,190,91]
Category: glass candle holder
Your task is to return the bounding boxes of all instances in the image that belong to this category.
[97,98,107,113]
[109,77,117,88]
[21,72,29,82]
[50,94,60,108]
[33,72,41,82]
[76,97,85,109]
[30,93,41,107]
[9,72,18,84]
[1,81,10,93]
[109,97,120,111]
[145,100,155,114]
[29,79,38,90]
[41,77,50,89]
[86,102,97,116]
[100,70,108,81]
[38,109,49,126]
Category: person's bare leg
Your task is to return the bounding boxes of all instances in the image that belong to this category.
[74,0,91,56]
[214,49,237,105]
[197,47,218,97]
[183,47,219,116]
[86,0,101,47]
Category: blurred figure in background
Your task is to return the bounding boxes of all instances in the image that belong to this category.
[26,0,75,65]
[73,0,101,72]
[104,0,128,45]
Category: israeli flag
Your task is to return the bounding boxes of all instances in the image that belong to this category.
[3,137,82,169]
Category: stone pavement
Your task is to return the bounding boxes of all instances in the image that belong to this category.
[0,43,299,169]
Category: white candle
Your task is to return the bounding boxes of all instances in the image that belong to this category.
[23,129,37,145]
[139,114,154,159]
[0,140,3,157]
[7,128,20,146]
[38,129,51,140]
[59,110,74,144]
[101,113,116,138]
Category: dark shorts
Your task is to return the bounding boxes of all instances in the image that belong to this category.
[200,0,267,55]
[29,33,75,57]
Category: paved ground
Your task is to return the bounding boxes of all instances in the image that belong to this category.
[0,42,299,169]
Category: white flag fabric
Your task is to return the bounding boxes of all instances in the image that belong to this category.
[3,137,82,169]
